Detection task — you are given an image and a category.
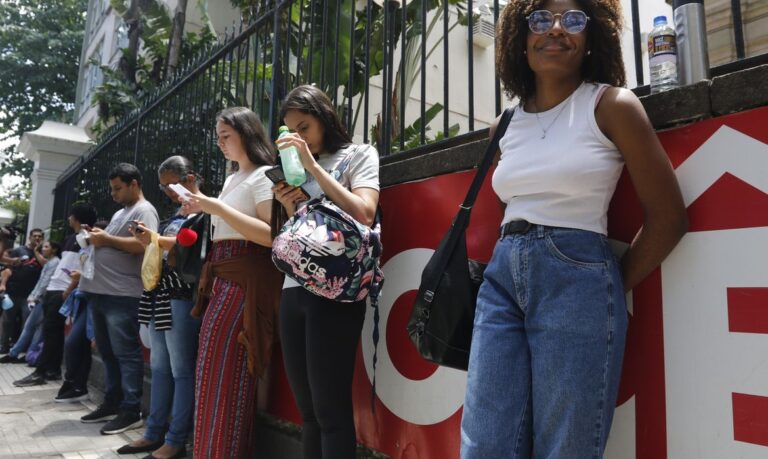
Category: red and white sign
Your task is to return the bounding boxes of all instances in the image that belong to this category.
[263,107,768,458]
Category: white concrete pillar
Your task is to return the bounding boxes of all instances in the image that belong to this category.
[18,121,92,232]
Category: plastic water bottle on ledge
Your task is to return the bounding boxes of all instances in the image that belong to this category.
[648,15,678,94]
[277,125,307,186]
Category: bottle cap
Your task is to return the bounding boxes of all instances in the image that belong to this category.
[653,15,667,26]
[278,125,290,134]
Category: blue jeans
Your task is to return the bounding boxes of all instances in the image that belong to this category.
[89,294,143,413]
[64,301,92,392]
[461,225,628,459]
[9,302,43,358]
[144,299,200,448]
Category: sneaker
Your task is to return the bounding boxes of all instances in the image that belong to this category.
[80,404,118,423]
[100,410,143,435]
[44,370,61,381]
[0,354,23,363]
[55,388,89,403]
[13,371,46,387]
[57,380,74,398]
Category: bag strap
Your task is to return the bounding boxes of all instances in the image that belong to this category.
[421,107,515,303]
[328,144,360,185]
[463,107,515,211]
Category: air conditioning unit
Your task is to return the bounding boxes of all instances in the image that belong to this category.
[472,14,495,49]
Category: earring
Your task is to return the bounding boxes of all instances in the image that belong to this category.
[523,50,527,54]
[586,50,592,55]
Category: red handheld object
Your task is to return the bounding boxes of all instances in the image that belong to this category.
[176,228,198,247]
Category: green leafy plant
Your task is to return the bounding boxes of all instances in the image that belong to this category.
[89,0,217,139]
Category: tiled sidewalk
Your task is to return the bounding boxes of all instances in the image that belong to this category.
[0,362,145,459]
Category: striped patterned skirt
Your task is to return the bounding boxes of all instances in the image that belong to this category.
[194,240,262,458]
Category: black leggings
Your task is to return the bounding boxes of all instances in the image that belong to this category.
[279,287,366,459]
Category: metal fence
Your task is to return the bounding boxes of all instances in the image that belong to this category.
[53,0,767,223]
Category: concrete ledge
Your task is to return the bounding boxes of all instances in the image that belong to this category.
[639,80,713,129]
[381,137,488,188]
[711,64,768,116]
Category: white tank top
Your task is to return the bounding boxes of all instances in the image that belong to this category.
[492,82,623,235]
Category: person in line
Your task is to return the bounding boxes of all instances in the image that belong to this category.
[271,85,380,459]
[14,215,97,387]
[117,156,202,459]
[460,1,688,458]
[0,240,61,365]
[55,209,103,403]
[0,228,44,354]
[78,163,159,435]
[182,107,283,458]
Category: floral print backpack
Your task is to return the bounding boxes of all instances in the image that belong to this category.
[271,149,384,305]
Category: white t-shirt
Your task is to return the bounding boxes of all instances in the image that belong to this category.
[299,144,380,199]
[492,82,624,235]
[211,165,273,241]
[283,143,380,289]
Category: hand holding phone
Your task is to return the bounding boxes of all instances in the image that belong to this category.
[128,220,145,233]
[266,165,310,200]
[168,183,193,201]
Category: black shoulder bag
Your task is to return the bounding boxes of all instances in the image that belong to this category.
[407,107,514,371]
[171,212,211,284]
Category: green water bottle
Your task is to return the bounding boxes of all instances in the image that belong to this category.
[277,126,307,186]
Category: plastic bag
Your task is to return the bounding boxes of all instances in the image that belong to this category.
[141,232,163,291]
[81,245,95,280]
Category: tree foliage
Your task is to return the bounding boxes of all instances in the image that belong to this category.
[89,0,217,137]
[233,0,466,152]
[0,0,88,199]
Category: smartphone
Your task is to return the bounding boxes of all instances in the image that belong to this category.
[128,220,145,233]
[265,165,286,184]
[265,165,310,199]
[168,183,193,201]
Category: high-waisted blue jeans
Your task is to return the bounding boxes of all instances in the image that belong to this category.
[461,224,628,459]
[144,299,200,448]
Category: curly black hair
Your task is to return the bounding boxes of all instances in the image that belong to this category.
[496,0,626,103]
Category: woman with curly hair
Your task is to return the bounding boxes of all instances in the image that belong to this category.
[460,1,687,457]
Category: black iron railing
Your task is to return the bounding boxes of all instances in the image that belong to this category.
[53,0,765,223]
